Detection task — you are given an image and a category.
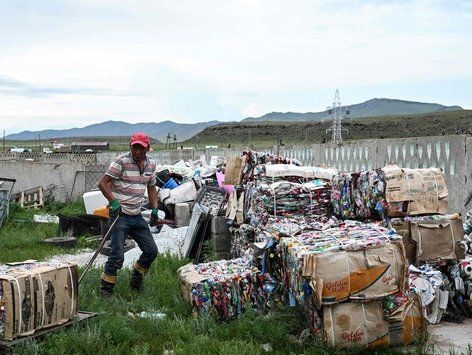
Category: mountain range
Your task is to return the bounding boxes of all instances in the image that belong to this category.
[6,98,462,141]
[6,120,220,142]
[242,98,462,122]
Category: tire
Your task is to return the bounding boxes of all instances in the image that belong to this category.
[99,239,136,256]
[44,237,77,248]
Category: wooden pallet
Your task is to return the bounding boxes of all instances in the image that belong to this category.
[0,311,96,351]
[12,186,44,209]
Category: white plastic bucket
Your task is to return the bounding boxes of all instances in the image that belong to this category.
[83,190,108,215]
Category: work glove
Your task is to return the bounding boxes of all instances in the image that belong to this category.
[150,207,160,227]
[108,199,121,218]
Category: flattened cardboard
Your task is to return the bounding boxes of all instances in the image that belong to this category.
[410,215,464,263]
[224,157,243,185]
[303,241,407,305]
[382,165,448,216]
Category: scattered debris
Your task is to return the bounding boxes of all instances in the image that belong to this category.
[34,214,59,224]
[261,343,273,352]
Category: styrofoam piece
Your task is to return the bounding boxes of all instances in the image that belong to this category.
[34,214,59,224]
[166,181,197,204]
[264,164,338,180]
[83,190,108,215]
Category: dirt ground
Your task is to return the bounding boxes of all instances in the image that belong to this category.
[429,319,472,354]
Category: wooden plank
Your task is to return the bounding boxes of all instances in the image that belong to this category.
[0,311,96,350]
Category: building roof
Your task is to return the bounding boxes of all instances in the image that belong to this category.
[70,142,109,146]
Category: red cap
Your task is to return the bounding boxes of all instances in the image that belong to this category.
[130,132,150,147]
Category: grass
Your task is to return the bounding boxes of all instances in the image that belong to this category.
[0,201,430,355]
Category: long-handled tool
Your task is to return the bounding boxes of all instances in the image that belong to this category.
[78,215,120,284]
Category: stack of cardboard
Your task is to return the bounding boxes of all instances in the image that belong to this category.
[383,165,464,265]
[0,262,78,341]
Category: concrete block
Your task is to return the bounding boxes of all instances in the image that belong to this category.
[175,202,190,227]
[210,216,230,234]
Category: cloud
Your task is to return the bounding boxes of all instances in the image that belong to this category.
[0,75,135,98]
[0,0,471,133]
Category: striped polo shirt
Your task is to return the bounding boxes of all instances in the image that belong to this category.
[105,152,157,215]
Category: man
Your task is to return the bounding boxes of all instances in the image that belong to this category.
[98,132,160,297]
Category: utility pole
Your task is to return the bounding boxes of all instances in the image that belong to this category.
[3,130,5,153]
[276,133,280,156]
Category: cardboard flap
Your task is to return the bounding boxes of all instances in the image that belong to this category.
[417,222,451,229]
[177,263,207,284]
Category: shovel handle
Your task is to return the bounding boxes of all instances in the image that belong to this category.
[78,215,120,285]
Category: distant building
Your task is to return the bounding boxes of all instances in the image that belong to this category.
[70,141,109,152]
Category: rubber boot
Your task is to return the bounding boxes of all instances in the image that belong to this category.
[130,263,147,291]
[100,275,115,298]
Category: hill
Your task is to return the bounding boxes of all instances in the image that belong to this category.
[189,109,472,147]
[6,120,221,142]
[242,98,462,122]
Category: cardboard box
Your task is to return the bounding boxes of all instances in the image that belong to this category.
[0,262,78,341]
[323,296,425,348]
[323,301,390,348]
[410,214,464,263]
[382,165,448,216]
[391,219,416,264]
[301,241,407,305]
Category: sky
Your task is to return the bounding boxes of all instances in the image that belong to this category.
[0,0,471,134]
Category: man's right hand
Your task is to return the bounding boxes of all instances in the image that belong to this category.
[108,199,121,217]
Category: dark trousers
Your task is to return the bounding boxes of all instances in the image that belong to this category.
[104,213,158,277]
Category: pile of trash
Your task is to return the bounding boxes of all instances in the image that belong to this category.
[153,150,470,349]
